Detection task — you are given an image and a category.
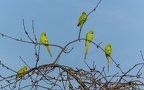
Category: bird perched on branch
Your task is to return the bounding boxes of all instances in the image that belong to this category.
[84,30,94,60]
[14,66,27,86]
[40,32,52,57]
[77,12,87,40]
[104,44,112,72]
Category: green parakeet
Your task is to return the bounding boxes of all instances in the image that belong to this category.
[104,44,112,72]
[40,32,52,57]
[84,30,94,60]
[77,12,87,40]
[14,66,27,86]
[77,12,87,27]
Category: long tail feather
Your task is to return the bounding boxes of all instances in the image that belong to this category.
[46,46,52,57]
[14,77,18,87]
[84,44,89,60]
[106,55,110,72]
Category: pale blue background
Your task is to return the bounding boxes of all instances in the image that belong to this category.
[0,0,144,89]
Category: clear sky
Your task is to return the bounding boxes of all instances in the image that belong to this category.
[0,0,144,89]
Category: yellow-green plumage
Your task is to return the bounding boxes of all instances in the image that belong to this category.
[77,12,87,27]
[40,32,52,57]
[14,66,27,86]
[84,30,94,60]
[104,44,112,72]
[77,12,87,40]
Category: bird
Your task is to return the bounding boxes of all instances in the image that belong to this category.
[40,32,52,57]
[77,12,87,40]
[77,12,87,27]
[104,44,112,72]
[84,30,94,60]
[14,66,27,86]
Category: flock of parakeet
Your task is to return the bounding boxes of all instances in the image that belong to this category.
[14,32,53,86]
[14,11,112,87]
[77,12,112,72]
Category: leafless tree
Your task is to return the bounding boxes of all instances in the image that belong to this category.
[0,0,144,90]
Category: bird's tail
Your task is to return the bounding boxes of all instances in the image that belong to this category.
[46,46,52,57]
[14,78,17,87]
[106,55,110,72]
[84,44,89,60]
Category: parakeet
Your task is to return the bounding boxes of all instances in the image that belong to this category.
[40,32,52,57]
[84,30,94,60]
[104,44,112,72]
[77,12,87,40]
[14,66,27,86]
[77,12,87,27]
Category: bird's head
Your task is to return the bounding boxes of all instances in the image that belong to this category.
[23,66,27,70]
[82,12,86,15]
[41,32,46,36]
[107,44,111,47]
[89,30,94,34]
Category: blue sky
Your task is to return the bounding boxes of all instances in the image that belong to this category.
[0,0,144,89]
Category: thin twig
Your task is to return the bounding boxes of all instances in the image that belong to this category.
[19,56,31,69]
[22,19,34,43]
[140,51,144,61]
[87,0,102,17]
